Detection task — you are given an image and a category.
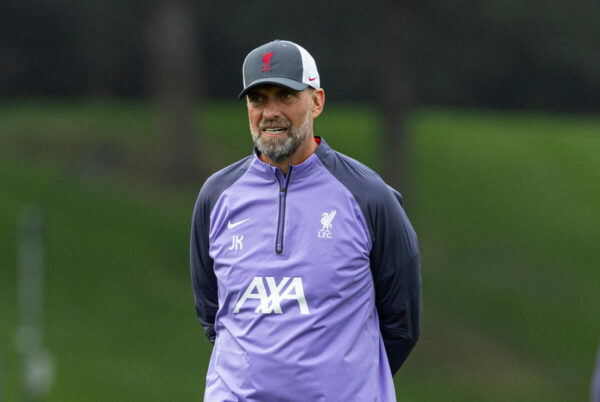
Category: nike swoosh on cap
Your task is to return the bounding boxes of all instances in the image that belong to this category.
[228,218,250,229]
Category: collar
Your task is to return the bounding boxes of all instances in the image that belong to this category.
[249,136,331,181]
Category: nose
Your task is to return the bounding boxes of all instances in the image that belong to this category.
[262,99,281,120]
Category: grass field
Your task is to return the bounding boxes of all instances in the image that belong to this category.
[1,100,599,401]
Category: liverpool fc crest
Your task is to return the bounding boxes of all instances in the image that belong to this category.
[318,209,337,239]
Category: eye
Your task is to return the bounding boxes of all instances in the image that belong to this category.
[247,93,265,104]
[279,89,298,101]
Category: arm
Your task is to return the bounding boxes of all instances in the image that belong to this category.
[190,156,252,343]
[190,189,219,344]
[369,186,421,375]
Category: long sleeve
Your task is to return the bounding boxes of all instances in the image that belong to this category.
[313,139,422,376]
[369,186,421,375]
[190,156,252,344]
[190,189,219,344]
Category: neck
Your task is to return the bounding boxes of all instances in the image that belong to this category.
[259,134,319,175]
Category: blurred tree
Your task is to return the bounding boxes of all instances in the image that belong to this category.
[148,0,206,183]
[410,0,600,111]
[376,0,416,195]
[1,0,599,111]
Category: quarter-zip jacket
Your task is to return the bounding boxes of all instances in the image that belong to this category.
[191,137,421,402]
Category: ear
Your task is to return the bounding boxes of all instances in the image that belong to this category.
[311,88,325,119]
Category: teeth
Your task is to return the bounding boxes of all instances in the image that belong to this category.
[265,128,286,133]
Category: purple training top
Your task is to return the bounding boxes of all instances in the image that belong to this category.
[191,138,421,401]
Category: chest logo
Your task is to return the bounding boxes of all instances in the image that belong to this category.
[228,218,250,229]
[234,276,309,315]
[318,209,337,239]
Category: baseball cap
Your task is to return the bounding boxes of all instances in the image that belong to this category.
[239,39,320,99]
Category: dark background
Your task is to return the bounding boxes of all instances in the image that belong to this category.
[2,1,599,111]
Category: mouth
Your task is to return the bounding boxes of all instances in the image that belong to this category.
[261,127,289,137]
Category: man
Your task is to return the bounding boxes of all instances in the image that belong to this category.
[190,39,421,401]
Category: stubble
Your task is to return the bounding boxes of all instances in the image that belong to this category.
[251,100,312,163]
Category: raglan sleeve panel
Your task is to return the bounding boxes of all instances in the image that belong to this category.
[190,156,252,344]
[368,185,421,375]
[190,184,219,344]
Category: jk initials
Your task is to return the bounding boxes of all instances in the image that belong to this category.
[229,235,244,250]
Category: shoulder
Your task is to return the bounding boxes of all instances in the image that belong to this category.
[315,139,410,245]
[195,155,253,213]
[315,140,402,208]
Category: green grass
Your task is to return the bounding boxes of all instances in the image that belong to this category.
[1,100,599,401]
[403,108,600,401]
[0,156,207,401]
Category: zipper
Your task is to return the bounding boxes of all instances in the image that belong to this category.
[274,166,293,254]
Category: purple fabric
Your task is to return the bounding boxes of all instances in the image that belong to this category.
[593,342,600,402]
[204,152,395,401]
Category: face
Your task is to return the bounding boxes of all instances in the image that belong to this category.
[246,85,315,163]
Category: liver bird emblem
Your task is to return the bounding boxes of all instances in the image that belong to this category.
[261,51,274,72]
[320,209,337,232]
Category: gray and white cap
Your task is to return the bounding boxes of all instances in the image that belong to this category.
[239,39,320,99]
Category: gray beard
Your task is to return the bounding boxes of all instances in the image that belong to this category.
[252,108,311,163]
